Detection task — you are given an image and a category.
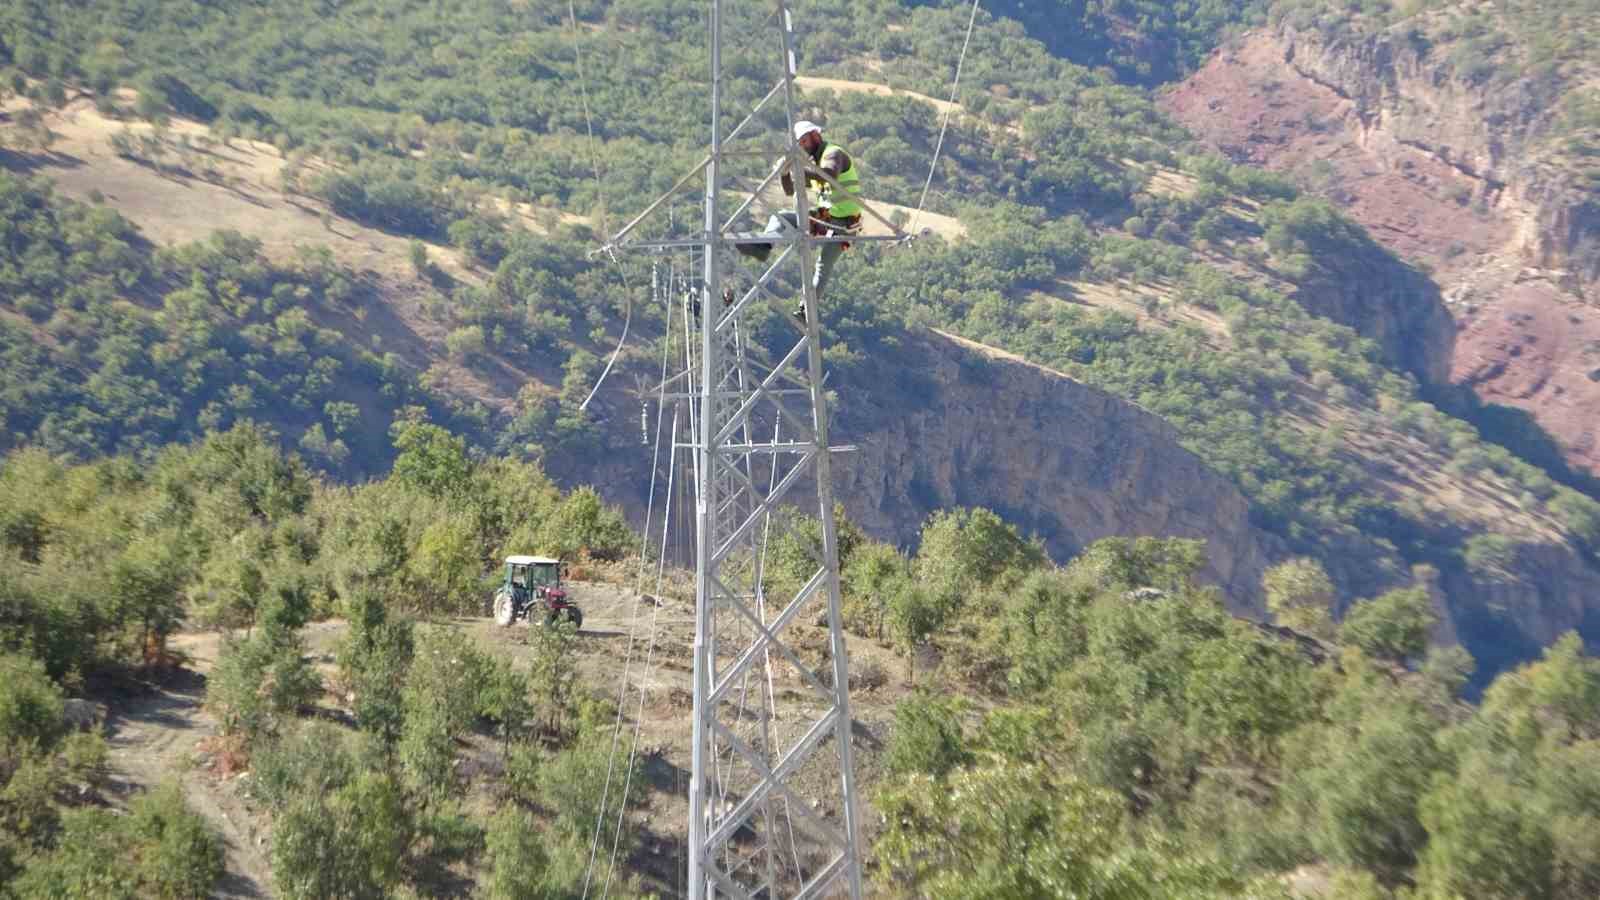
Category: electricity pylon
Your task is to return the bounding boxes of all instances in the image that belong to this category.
[599,0,909,896]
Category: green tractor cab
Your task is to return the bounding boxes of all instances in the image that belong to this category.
[492,555,582,629]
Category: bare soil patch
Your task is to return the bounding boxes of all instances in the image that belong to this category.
[1160,33,1509,281]
[795,76,961,118]
[1454,277,1600,473]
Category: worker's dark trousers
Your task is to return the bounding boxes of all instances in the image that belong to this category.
[736,212,846,300]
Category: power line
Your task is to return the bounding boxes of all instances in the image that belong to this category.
[912,0,983,236]
[581,264,676,899]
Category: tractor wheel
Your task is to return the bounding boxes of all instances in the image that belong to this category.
[493,591,515,627]
[565,606,583,630]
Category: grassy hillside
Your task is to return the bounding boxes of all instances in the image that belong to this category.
[8,4,1600,896]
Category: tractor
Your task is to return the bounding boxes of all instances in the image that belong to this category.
[492,555,583,629]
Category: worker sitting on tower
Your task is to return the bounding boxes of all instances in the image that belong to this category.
[736,120,863,304]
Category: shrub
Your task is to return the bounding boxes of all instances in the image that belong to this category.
[1549,489,1600,548]
[528,619,579,736]
[398,627,484,796]
[272,771,411,900]
[536,735,638,851]
[445,325,486,362]
[407,515,482,615]
[128,783,227,898]
[1462,533,1519,578]
[12,783,223,900]
[336,591,414,743]
[484,807,552,900]
[247,721,359,812]
[474,652,533,743]
[1263,557,1337,640]
[534,486,633,562]
[1341,587,1436,665]
[885,693,971,778]
[0,652,65,749]
[207,624,321,741]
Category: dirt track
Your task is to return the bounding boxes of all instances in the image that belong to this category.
[103,631,274,898]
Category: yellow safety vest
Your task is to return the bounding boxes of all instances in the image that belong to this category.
[813,143,861,218]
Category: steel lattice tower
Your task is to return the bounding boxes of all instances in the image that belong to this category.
[601,0,908,896]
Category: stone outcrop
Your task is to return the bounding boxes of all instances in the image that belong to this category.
[829,330,1285,610]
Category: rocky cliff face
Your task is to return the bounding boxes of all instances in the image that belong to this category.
[565,323,1600,680]
[828,329,1600,678]
[829,330,1284,608]
[568,328,1285,612]
[1162,22,1600,476]
[1273,20,1596,283]
[1292,235,1457,387]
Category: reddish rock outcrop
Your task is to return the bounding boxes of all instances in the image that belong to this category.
[1162,24,1600,476]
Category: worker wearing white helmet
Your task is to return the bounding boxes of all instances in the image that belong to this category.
[737,119,863,316]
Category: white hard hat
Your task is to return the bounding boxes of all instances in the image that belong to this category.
[793,120,821,141]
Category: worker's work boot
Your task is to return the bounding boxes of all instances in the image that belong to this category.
[735,242,773,262]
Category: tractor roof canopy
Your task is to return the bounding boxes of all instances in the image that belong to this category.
[506,555,560,566]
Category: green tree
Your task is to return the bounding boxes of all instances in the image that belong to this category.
[398,627,482,797]
[407,514,480,615]
[528,619,579,735]
[998,567,1093,694]
[484,807,554,900]
[1416,634,1600,899]
[875,760,1261,898]
[841,541,909,641]
[272,771,411,900]
[390,420,473,499]
[1283,659,1446,880]
[915,508,1046,616]
[1263,557,1337,640]
[128,782,227,899]
[534,485,632,561]
[445,325,486,362]
[1072,536,1207,594]
[886,582,945,685]
[336,591,414,743]
[535,734,638,859]
[1341,587,1435,665]
[14,783,223,900]
[207,622,321,741]
[0,652,65,748]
